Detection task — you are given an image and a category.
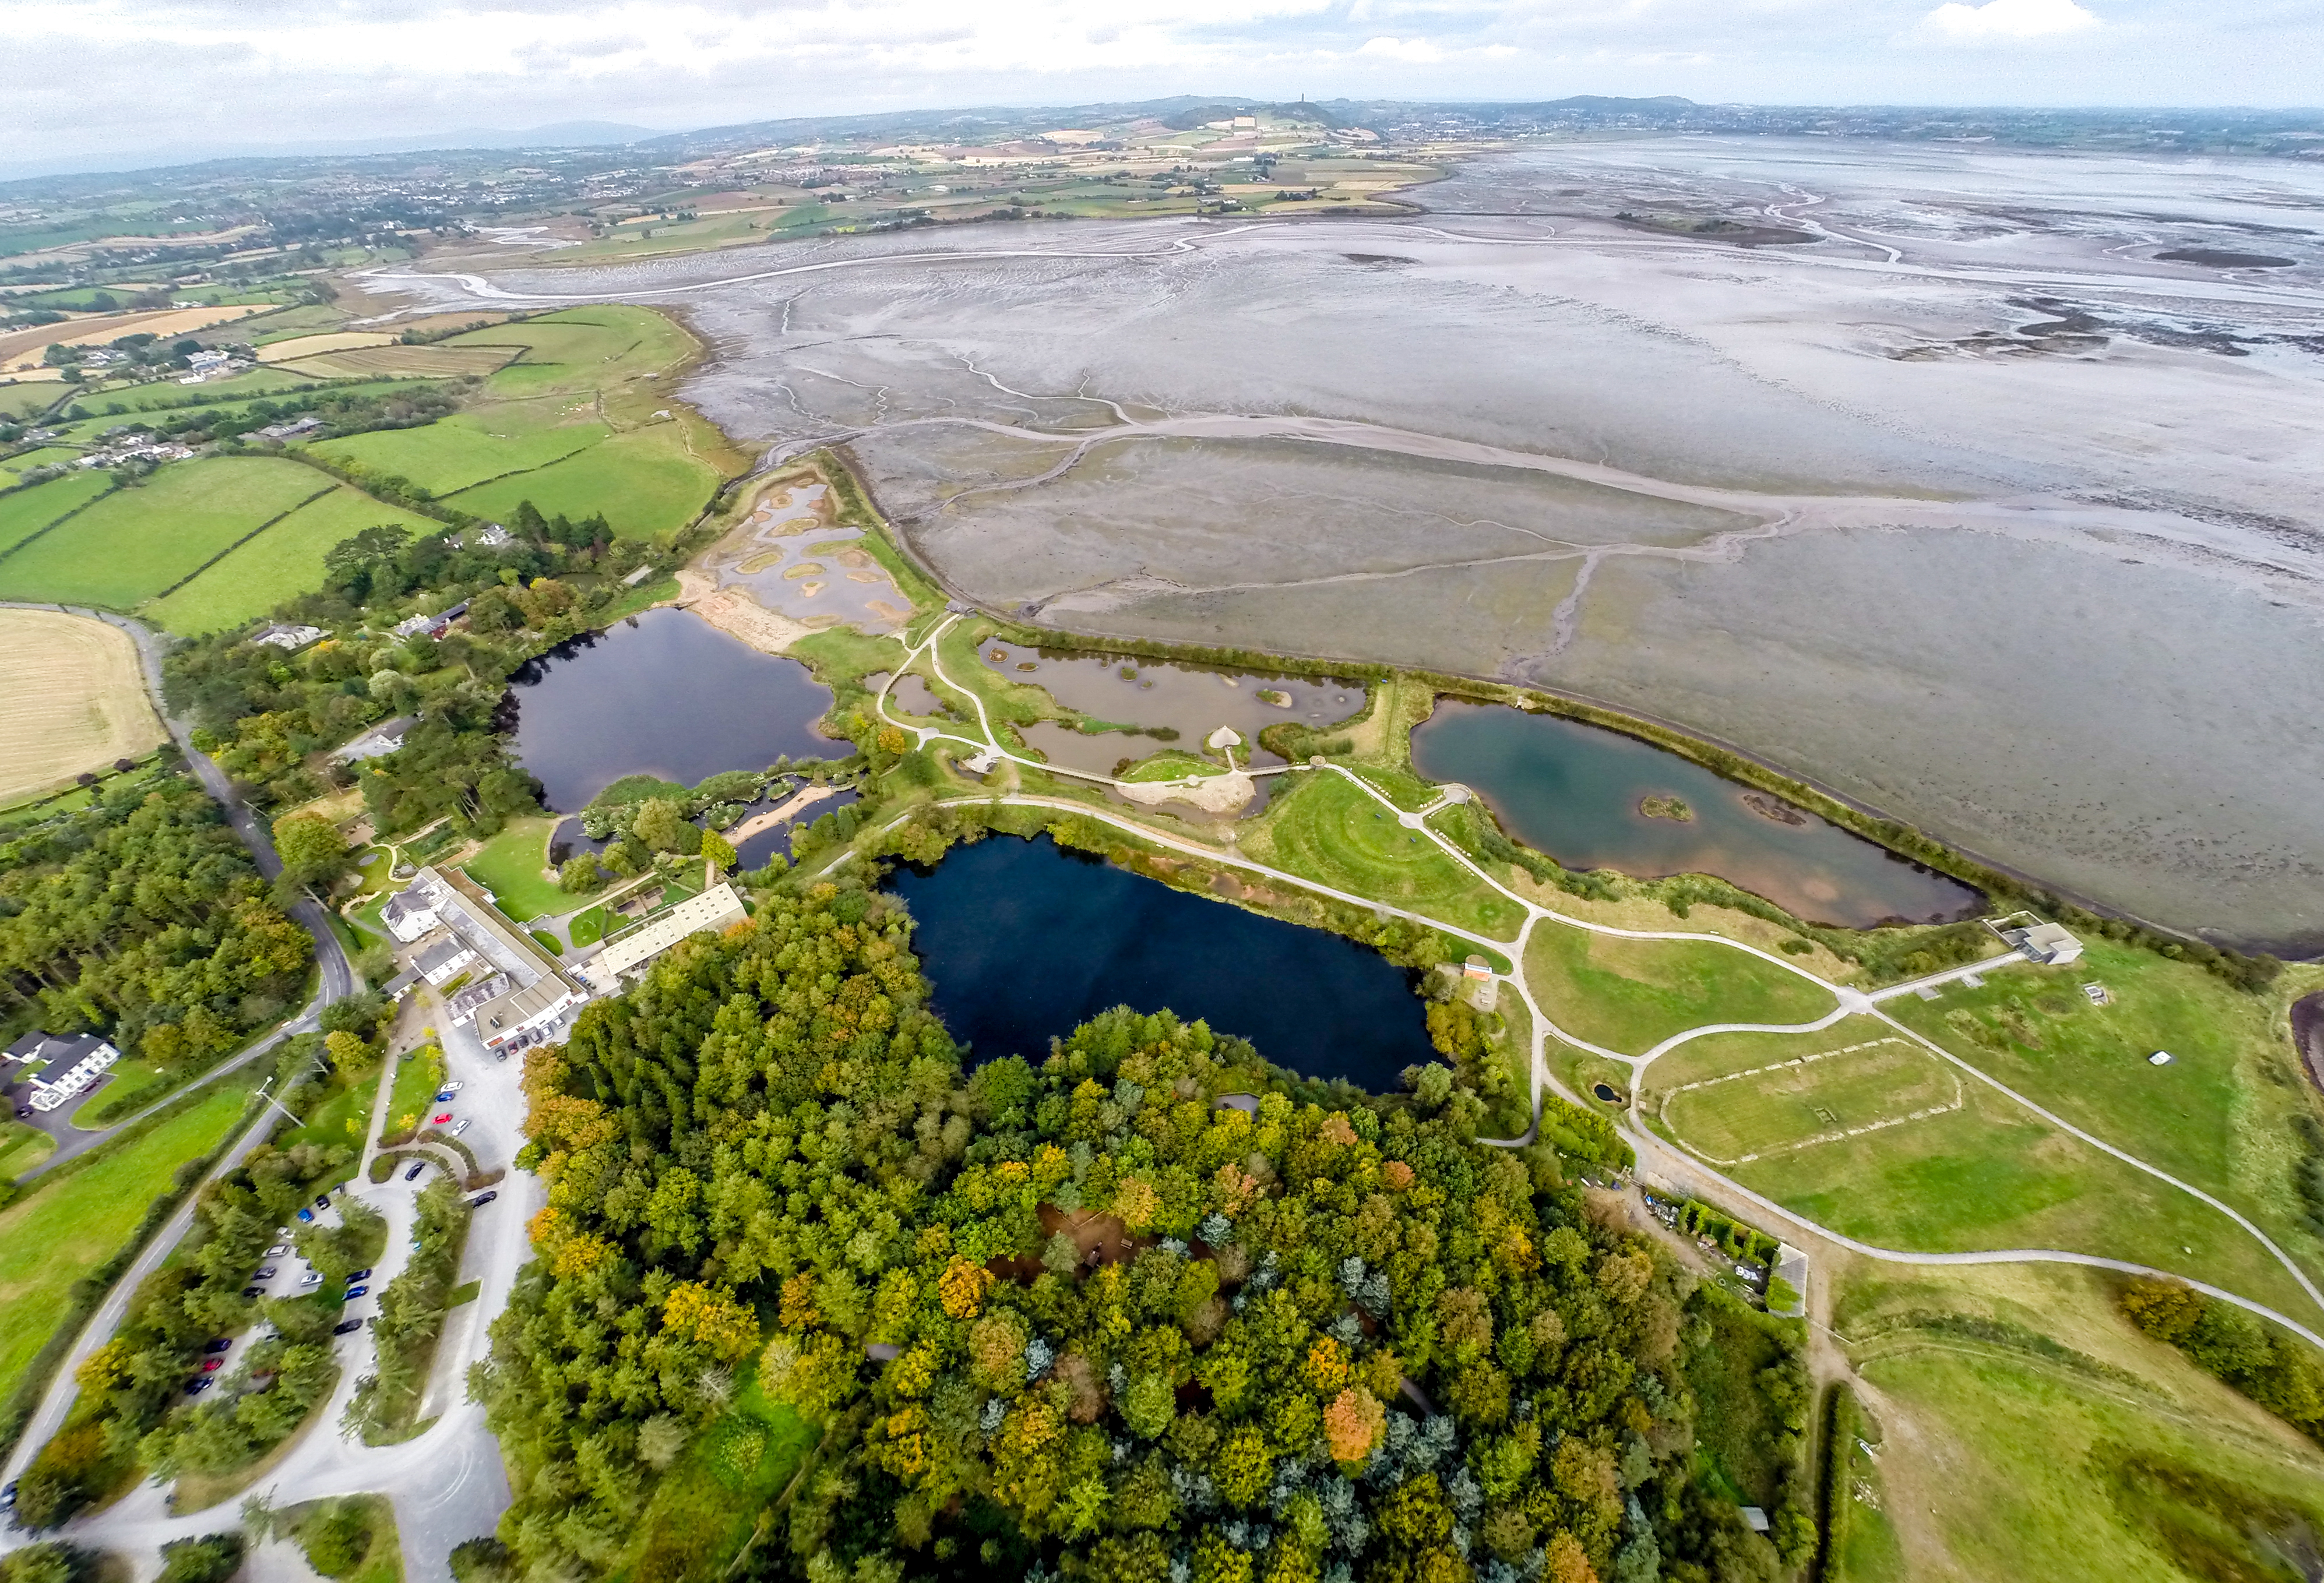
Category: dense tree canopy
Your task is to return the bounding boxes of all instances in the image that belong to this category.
[481,882,1790,1583]
[0,776,311,1064]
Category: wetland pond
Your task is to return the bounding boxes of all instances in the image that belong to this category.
[890,833,1435,1090]
[505,607,840,810]
[1411,700,1980,928]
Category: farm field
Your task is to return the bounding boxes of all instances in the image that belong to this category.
[1524,923,1837,1056]
[256,331,397,362]
[47,379,438,442]
[276,343,515,380]
[75,367,321,411]
[446,423,722,537]
[0,1083,251,1404]
[0,470,112,555]
[143,484,439,633]
[309,404,609,495]
[0,302,272,374]
[450,308,698,397]
[0,446,80,484]
[0,456,330,609]
[0,608,166,802]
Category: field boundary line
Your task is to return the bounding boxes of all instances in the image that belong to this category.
[143,482,337,601]
[0,479,119,562]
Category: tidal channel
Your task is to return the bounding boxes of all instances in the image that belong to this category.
[889,834,1436,1090]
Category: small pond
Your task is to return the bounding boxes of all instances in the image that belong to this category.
[504,608,842,811]
[889,833,1436,1090]
[1410,700,1981,928]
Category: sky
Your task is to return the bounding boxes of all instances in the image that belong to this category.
[6,0,2320,175]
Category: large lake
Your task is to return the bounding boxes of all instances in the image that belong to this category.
[504,607,840,810]
[889,833,1435,1090]
[1411,700,1980,928]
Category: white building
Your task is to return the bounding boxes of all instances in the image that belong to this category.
[1990,912,2084,965]
[6,1032,122,1112]
[445,972,513,1027]
[412,933,479,986]
[381,869,449,943]
[579,884,749,992]
[252,623,325,652]
[473,976,584,1051]
[334,715,416,766]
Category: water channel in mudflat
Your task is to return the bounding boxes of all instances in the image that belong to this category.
[503,607,841,810]
[889,833,1436,1090]
[1411,700,1981,928]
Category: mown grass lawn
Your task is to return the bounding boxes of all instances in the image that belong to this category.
[0,1122,56,1180]
[0,1083,249,1402]
[0,470,112,556]
[1523,923,1835,1056]
[460,816,566,922]
[380,1047,446,1143]
[145,485,439,635]
[1248,770,1527,942]
[0,457,329,608]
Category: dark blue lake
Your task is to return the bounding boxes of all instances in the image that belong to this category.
[503,608,840,811]
[889,834,1435,1091]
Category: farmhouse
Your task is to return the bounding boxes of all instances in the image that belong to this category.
[388,601,470,641]
[578,883,748,992]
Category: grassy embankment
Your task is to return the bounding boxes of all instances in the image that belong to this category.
[1824,1259,2324,1583]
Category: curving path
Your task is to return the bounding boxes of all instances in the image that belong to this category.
[871,611,2324,1340]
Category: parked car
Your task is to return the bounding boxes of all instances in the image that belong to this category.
[495,1050,506,1062]
[184,1378,212,1395]
[241,1288,263,1299]
[347,1267,372,1282]
[434,1090,456,1103]
[332,1319,364,1335]
[296,1208,314,1224]
[266,1243,289,1256]
[451,1118,473,1138]
[200,1358,224,1373]
[204,1338,231,1354]
[345,1285,369,1300]
[469,1191,498,1207]
[2,1479,17,1508]
[403,1162,427,1182]
[300,1271,323,1286]
[432,1111,453,1125]
[314,1194,331,1209]
[254,1267,278,1280]
[13,1106,29,1120]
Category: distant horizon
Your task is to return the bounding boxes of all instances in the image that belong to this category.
[10,0,2324,178]
[7,90,2324,186]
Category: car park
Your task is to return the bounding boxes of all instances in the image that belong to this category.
[346,1285,369,1299]
[470,1191,498,1207]
[404,1162,426,1182]
[204,1338,231,1353]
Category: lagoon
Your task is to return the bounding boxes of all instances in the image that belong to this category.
[889,833,1436,1090]
[1411,700,1980,928]
[503,607,840,810]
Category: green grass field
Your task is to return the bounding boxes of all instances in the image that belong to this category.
[1664,1036,1960,1166]
[381,1048,446,1141]
[77,368,320,410]
[48,380,436,443]
[0,447,82,484]
[462,817,565,922]
[0,470,112,556]
[145,485,438,634]
[308,406,609,495]
[445,424,721,538]
[1246,770,1528,942]
[1883,942,2319,1221]
[1524,923,1837,1056]
[0,1084,249,1402]
[0,457,329,608]
[1836,1264,2324,1583]
[451,308,696,399]
[0,1122,57,1180]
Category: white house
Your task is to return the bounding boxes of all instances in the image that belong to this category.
[412,933,479,986]
[6,1032,122,1112]
[381,869,449,943]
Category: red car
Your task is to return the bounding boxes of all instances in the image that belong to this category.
[432,1112,452,1125]
[201,1358,224,1372]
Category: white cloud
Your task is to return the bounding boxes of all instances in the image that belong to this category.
[1356,34,1443,62]
[1919,0,2099,42]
